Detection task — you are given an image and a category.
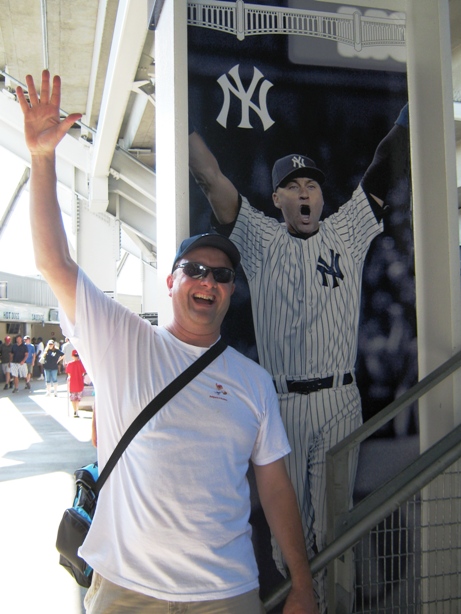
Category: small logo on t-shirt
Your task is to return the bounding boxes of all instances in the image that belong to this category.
[210,382,229,401]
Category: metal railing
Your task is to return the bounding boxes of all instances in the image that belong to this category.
[264,349,461,612]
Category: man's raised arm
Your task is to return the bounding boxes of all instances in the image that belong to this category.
[189,131,240,225]
[17,70,82,323]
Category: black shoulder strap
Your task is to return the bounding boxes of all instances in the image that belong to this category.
[95,337,227,494]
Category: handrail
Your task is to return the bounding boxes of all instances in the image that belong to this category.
[330,349,461,458]
[263,349,461,611]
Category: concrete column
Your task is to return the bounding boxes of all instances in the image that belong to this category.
[406,4,461,608]
[406,0,461,447]
[76,200,119,296]
[142,260,158,313]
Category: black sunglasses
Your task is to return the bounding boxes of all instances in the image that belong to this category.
[174,262,235,284]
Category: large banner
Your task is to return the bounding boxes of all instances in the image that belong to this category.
[188,0,415,599]
[188,0,415,427]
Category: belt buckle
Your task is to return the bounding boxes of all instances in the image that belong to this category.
[289,378,322,394]
[307,378,322,393]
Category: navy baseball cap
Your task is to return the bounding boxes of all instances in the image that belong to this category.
[272,154,325,191]
[172,233,240,272]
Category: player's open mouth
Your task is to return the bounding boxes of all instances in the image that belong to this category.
[300,205,311,216]
[193,293,215,304]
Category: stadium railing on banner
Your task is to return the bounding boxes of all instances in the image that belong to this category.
[264,349,461,613]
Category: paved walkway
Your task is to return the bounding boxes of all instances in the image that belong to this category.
[0,375,95,613]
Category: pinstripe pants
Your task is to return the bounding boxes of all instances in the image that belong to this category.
[272,384,362,613]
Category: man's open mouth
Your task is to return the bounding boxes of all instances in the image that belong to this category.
[300,205,311,216]
[193,293,215,304]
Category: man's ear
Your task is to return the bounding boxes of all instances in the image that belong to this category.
[272,191,281,209]
[166,274,174,296]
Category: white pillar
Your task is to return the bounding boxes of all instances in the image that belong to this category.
[407,4,461,607]
[142,260,158,313]
[406,0,461,448]
[76,201,119,296]
[154,0,189,325]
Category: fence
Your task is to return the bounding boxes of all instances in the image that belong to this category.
[354,459,461,613]
[187,0,406,50]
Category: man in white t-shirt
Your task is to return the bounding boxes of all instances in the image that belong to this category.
[19,70,318,614]
[61,337,75,368]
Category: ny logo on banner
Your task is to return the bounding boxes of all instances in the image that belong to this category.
[317,250,344,288]
[216,65,274,130]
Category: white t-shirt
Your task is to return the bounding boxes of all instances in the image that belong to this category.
[62,340,75,364]
[60,269,290,602]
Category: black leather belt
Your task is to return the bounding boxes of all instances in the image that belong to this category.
[286,372,353,395]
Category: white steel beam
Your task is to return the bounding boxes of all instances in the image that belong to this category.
[90,0,149,212]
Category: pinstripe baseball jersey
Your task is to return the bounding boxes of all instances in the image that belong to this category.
[230,184,382,385]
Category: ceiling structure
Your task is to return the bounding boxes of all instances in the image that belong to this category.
[0,0,157,266]
[0,0,460,273]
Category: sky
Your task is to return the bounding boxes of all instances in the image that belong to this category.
[0,147,38,276]
[0,146,141,294]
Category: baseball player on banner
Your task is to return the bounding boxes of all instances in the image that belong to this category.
[189,104,410,612]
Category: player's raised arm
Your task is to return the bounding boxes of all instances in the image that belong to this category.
[361,103,410,208]
[17,70,82,323]
[189,131,240,225]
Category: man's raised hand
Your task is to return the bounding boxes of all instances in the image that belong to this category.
[16,70,82,156]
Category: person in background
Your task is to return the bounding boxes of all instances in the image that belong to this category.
[18,69,318,614]
[56,339,64,373]
[23,335,36,390]
[9,335,29,393]
[62,337,75,370]
[41,339,64,397]
[1,335,13,390]
[35,336,45,380]
[66,349,87,417]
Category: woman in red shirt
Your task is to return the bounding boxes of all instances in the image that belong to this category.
[66,350,86,417]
